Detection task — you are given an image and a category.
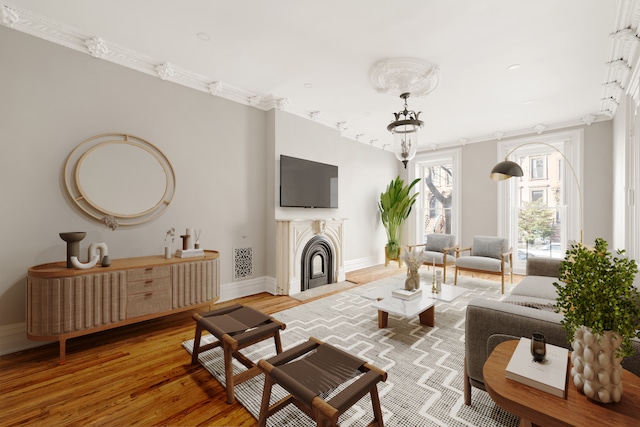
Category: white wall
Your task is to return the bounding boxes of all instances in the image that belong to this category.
[271,110,399,272]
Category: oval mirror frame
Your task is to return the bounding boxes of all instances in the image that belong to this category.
[64,133,176,227]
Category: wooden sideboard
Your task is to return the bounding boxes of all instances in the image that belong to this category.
[27,250,220,364]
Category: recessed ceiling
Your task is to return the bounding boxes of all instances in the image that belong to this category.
[2,0,636,151]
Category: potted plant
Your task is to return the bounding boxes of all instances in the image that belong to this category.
[554,237,639,403]
[378,176,420,263]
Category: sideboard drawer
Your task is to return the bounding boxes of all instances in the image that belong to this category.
[127,276,170,295]
[127,265,170,282]
[126,289,171,318]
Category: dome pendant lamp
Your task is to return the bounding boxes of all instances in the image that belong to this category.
[387,92,424,168]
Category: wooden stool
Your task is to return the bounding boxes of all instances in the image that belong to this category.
[191,304,286,404]
[257,337,387,427]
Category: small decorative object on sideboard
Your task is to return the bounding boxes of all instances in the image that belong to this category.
[68,241,110,269]
[194,228,202,249]
[164,227,175,259]
[59,232,86,268]
[554,238,639,403]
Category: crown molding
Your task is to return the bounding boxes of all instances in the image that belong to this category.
[604,0,640,113]
[421,113,612,152]
[0,2,626,151]
[0,2,349,134]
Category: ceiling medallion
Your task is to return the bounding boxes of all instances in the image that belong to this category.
[369,57,440,97]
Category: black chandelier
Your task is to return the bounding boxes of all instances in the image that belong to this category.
[387,92,424,169]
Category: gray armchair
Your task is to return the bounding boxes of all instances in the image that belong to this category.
[408,234,458,282]
[454,236,513,294]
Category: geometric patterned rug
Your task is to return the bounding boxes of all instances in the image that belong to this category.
[182,273,521,427]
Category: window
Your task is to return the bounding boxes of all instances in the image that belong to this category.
[531,189,545,203]
[530,157,547,180]
[409,149,461,244]
[497,130,583,274]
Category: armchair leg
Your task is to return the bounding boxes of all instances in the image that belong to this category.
[454,268,458,286]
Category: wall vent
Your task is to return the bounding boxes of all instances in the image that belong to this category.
[233,247,253,280]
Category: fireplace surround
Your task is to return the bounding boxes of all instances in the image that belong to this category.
[275,218,345,296]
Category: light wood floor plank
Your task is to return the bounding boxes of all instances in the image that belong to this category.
[0,267,521,426]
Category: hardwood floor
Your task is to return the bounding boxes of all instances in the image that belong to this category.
[0,267,522,427]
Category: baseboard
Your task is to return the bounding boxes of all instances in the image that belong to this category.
[345,255,384,272]
[0,322,50,356]
[219,276,273,302]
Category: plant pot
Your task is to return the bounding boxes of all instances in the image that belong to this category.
[385,245,402,267]
[570,325,624,403]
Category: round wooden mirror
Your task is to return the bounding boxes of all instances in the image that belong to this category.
[64,133,176,227]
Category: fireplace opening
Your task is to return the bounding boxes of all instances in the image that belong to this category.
[301,236,334,291]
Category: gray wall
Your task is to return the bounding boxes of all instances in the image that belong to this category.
[0,27,397,353]
[456,121,614,248]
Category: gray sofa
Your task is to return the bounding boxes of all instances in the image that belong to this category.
[464,257,640,405]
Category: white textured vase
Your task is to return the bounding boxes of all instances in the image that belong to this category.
[571,325,624,403]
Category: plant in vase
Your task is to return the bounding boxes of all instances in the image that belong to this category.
[401,248,427,291]
[378,176,420,265]
[554,237,639,403]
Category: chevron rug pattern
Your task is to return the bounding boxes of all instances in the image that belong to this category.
[183,274,520,427]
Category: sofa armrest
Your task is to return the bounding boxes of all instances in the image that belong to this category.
[464,298,570,390]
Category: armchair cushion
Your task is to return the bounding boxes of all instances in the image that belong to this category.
[471,236,506,259]
[455,256,503,272]
[423,251,446,264]
[425,234,456,254]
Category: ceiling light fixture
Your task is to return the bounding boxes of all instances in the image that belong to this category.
[387,92,423,169]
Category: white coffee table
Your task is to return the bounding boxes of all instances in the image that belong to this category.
[364,280,468,328]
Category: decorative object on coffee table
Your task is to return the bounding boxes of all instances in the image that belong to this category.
[378,176,420,266]
[401,247,427,291]
[554,237,639,403]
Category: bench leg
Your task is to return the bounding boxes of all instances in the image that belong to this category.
[191,322,204,365]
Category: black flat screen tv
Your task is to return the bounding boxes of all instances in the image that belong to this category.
[280,155,338,208]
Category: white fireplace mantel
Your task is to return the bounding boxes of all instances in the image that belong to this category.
[275,218,346,295]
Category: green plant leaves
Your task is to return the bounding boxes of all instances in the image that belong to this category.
[554,237,640,358]
[378,176,420,254]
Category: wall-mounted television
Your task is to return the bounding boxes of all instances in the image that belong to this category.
[280,155,338,208]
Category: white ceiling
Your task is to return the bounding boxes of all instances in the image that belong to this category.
[2,0,632,151]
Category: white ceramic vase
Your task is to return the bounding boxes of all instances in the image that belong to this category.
[570,325,624,403]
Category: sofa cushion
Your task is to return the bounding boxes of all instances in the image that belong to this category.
[455,256,503,272]
[510,275,562,301]
[471,236,506,259]
[425,234,455,254]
